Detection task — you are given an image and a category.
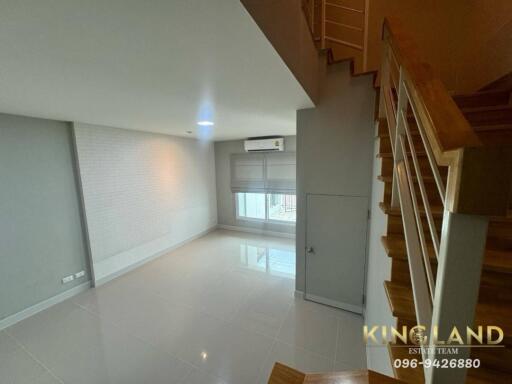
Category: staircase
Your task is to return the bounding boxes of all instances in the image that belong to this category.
[246,2,512,383]
[376,18,512,384]
[302,0,368,72]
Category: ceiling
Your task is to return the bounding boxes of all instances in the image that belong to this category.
[0,0,313,141]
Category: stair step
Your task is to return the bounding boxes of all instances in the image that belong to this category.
[377,151,427,159]
[462,105,512,113]
[467,368,512,384]
[379,199,512,224]
[383,281,512,346]
[474,128,512,146]
[267,362,404,383]
[381,235,512,274]
[453,90,511,109]
[387,344,424,383]
[379,201,443,217]
[377,175,436,184]
[463,106,512,126]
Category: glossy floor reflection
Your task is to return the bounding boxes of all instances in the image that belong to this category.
[2,230,367,384]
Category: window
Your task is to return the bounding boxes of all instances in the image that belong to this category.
[236,192,265,220]
[236,192,296,223]
[268,193,296,222]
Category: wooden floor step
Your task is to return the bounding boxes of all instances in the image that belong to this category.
[388,344,424,383]
[381,235,512,274]
[474,127,512,146]
[384,281,415,322]
[378,130,421,139]
[379,202,443,218]
[383,281,512,346]
[472,123,512,132]
[304,370,404,383]
[462,106,512,126]
[453,90,511,109]
[461,105,512,113]
[467,367,512,384]
[377,151,427,159]
[379,201,512,225]
[377,175,436,184]
[267,362,405,383]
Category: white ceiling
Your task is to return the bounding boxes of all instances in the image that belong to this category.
[0,0,313,141]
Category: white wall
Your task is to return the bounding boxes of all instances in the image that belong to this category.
[364,134,394,376]
[74,123,217,284]
[214,136,296,236]
[0,114,90,323]
[296,62,375,293]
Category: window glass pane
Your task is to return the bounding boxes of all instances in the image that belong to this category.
[236,193,246,217]
[268,194,296,222]
[237,192,265,220]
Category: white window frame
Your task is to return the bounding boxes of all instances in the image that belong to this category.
[234,192,296,225]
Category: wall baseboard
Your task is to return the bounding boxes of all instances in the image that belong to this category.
[94,224,218,286]
[217,224,295,239]
[0,281,91,331]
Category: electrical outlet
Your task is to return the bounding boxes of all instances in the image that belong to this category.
[75,270,85,279]
[62,275,74,284]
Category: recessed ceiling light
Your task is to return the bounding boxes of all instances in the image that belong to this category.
[197,120,214,126]
[186,130,192,134]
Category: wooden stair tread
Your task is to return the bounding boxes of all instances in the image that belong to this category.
[466,366,512,384]
[378,130,420,139]
[472,123,512,132]
[377,175,435,183]
[268,362,305,384]
[388,344,424,383]
[461,105,512,113]
[384,280,416,321]
[379,201,512,223]
[379,201,443,217]
[453,90,512,109]
[463,106,512,126]
[267,363,404,384]
[304,370,403,384]
[384,281,512,344]
[377,151,427,159]
[381,235,512,274]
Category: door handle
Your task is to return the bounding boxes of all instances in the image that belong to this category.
[306,246,315,254]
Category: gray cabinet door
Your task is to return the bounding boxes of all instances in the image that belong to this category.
[305,194,368,313]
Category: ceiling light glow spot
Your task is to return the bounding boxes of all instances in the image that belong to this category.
[197,120,214,126]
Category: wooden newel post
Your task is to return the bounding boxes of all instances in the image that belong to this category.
[426,146,512,384]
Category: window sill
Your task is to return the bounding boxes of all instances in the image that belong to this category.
[236,217,295,227]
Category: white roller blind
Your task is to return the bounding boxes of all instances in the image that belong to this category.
[230,152,296,193]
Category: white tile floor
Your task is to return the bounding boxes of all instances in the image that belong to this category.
[1,229,367,384]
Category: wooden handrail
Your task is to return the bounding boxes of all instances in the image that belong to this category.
[382,17,512,216]
[383,18,481,162]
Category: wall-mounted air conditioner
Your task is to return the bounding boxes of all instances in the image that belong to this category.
[244,137,284,152]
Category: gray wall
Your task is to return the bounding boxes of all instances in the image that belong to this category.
[364,134,394,376]
[74,123,217,283]
[0,114,90,321]
[296,62,375,292]
[214,136,296,235]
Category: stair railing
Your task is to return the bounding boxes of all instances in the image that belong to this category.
[379,17,512,384]
[301,0,366,53]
